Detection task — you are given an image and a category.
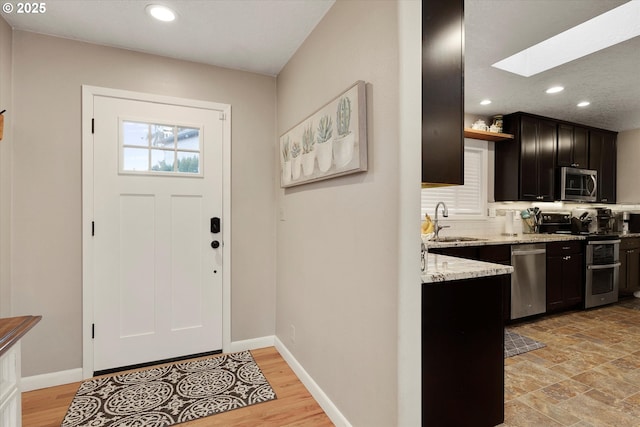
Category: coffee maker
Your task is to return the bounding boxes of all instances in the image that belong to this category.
[570,207,614,235]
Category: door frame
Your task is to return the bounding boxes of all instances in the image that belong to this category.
[81,85,232,379]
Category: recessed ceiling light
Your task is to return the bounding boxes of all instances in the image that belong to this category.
[577,101,591,107]
[546,86,564,94]
[146,4,176,22]
[480,99,492,105]
[492,1,640,77]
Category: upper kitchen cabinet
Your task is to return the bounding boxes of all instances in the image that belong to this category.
[589,129,617,203]
[495,113,556,201]
[557,124,588,168]
[421,0,464,186]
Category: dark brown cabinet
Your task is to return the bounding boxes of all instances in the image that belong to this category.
[619,238,640,294]
[546,241,584,312]
[557,124,588,168]
[496,113,556,201]
[422,275,506,427]
[421,0,464,185]
[430,244,512,320]
[589,129,617,203]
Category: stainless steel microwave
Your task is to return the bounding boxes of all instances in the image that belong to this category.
[558,167,597,202]
[559,167,598,202]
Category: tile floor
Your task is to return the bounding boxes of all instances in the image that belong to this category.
[499,297,640,426]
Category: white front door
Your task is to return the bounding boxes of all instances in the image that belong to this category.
[87,91,228,373]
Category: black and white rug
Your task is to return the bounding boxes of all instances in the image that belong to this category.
[504,329,546,358]
[62,350,277,427]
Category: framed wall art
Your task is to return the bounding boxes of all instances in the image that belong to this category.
[279,80,367,188]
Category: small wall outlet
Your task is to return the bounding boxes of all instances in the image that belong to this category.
[290,324,296,343]
[488,207,497,217]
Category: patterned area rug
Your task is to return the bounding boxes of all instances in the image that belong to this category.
[504,329,546,358]
[62,351,276,427]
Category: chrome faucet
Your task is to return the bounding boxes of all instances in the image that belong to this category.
[434,201,449,240]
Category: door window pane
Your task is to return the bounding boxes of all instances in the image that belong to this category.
[122,147,149,172]
[121,120,202,176]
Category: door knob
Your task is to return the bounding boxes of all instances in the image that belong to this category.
[211,240,220,249]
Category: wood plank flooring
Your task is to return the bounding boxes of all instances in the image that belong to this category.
[22,347,334,427]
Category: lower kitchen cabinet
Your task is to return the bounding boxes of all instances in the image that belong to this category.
[619,238,640,294]
[546,241,584,312]
[422,275,506,427]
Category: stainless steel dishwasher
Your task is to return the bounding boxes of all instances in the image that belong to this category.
[511,243,546,320]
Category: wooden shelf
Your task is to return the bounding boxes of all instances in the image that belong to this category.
[464,128,514,141]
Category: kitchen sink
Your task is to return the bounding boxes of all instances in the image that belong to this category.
[435,236,486,242]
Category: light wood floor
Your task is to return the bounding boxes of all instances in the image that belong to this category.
[22,347,334,427]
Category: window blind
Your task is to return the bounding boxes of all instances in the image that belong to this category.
[421,144,487,218]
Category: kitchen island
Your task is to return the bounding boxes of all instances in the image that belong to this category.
[422,254,512,427]
[0,315,41,426]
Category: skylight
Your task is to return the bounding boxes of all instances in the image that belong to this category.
[492,1,640,77]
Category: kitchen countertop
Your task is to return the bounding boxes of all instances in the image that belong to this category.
[422,254,513,284]
[426,232,640,249]
[421,232,640,284]
[0,315,41,357]
[425,233,584,249]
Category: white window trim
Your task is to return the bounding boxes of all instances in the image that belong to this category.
[421,139,488,220]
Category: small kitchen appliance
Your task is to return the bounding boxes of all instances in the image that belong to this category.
[558,167,597,202]
[570,207,614,235]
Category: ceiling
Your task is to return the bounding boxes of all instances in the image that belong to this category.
[465,0,640,132]
[2,0,638,131]
[1,0,335,76]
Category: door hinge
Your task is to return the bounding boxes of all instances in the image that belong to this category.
[91,118,95,134]
[219,112,225,121]
[91,221,95,236]
[92,323,95,339]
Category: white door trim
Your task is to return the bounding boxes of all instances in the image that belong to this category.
[81,85,232,379]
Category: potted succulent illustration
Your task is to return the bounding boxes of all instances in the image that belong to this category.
[333,96,355,168]
[281,136,291,184]
[301,122,316,176]
[290,140,302,180]
[315,114,334,172]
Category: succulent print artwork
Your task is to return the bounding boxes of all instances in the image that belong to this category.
[316,115,333,144]
[302,123,316,154]
[336,96,351,137]
[278,81,366,187]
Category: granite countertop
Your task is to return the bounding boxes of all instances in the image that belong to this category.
[421,254,513,284]
[426,232,640,249]
[421,232,640,284]
[425,233,585,249]
[0,315,41,357]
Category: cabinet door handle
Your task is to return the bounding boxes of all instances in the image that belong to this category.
[630,250,635,254]
[562,246,571,250]
[563,255,571,260]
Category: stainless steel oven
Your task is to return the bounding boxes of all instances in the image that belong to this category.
[585,236,620,308]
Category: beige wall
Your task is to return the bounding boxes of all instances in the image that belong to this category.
[616,128,640,203]
[11,31,277,376]
[0,17,12,317]
[276,1,400,425]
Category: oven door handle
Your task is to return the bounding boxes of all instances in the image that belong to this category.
[587,240,621,245]
[587,262,621,270]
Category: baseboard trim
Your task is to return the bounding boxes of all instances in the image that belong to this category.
[21,368,83,392]
[274,337,352,427]
[229,335,275,353]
